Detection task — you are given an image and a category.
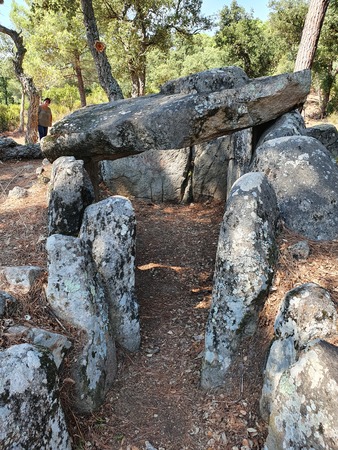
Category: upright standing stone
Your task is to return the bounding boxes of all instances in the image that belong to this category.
[201,172,279,388]
[47,156,95,236]
[46,234,117,413]
[80,196,140,352]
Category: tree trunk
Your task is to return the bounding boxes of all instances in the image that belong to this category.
[18,90,25,132]
[0,25,39,143]
[74,54,87,107]
[80,0,123,102]
[294,0,330,71]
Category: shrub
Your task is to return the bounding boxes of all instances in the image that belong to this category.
[0,104,21,132]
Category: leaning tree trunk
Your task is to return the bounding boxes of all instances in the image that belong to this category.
[80,0,123,102]
[294,0,330,71]
[0,24,39,143]
[18,90,25,132]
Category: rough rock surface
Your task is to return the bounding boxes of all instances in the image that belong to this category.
[265,340,338,450]
[41,69,310,163]
[0,290,17,318]
[159,66,249,95]
[80,196,140,352]
[100,128,252,203]
[305,122,338,158]
[0,265,44,293]
[100,148,190,202]
[6,325,72,369]
[256,109,306,148]
[201,172,279,389]
[48,156,95,236]
[0,137,42,161]
[251,135,338,240]
[46,234,117,413]
[193,128,252,201]
[0,343,72,449]
[260,283,337,423]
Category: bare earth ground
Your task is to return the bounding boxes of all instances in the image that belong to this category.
[1,132,338,450]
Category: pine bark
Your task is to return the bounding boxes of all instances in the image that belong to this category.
[294,0,330,71]
[0,25,39,143]
[80,0,123,102]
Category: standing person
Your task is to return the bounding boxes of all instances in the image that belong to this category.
[38,98,52,140]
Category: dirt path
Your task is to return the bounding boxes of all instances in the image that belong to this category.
[1,155,338,450]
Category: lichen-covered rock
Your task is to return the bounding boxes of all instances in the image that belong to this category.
[41,70,310,163]
[160,66,249,95]
[305,122,338,159]
[287,240,310,260]
[260,283,337,422]
[100,129,252,203]
[8,186,28,199]
[193,129,252,202]
[251,135,338,240]
[0,291,17,318]
[0,265,44,294]
[47,156,95,236]
[46,234,117,413]
[0,343,72,449]
[201,172,279,388]
[256,110,306,148]
[0,138,42,161]
[100,148,190,202]
[265,340,338,450]
[80,196,140,352]
[6,326,72,369]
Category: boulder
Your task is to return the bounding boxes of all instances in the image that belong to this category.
[46,234,117,413]
[47,156,95,236]
[0,265,44,294]
[260,283,337,423]
[0,343,72,449]
[0,138,42,161]
[265,340,338,450]
[305,122,338,159]
[160,66,249,95]
[256,109,306,148]
[251,135,338,240]
[41,69,310,163]
[80,196,140,352]
[201,172,279,389]
[6,325,72,369]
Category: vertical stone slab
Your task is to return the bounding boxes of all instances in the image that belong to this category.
[46,234,117,413]
[80,196,140,352]
[0,344,72,449]
[48,156,95,236]
[201,172,279,389]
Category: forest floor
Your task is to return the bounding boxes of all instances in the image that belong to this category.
[0,130,338,450]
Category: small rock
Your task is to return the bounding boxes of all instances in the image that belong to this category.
[288,240,310,260]
[8,186,28,199]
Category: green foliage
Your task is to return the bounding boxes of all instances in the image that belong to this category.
[0,104,21,132]
[146,34,228,93]
[267,0,308,72]
[215,1,274,77]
